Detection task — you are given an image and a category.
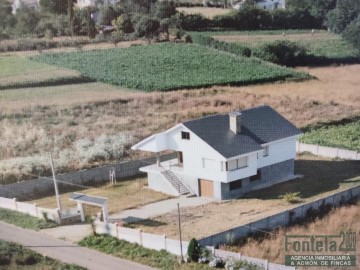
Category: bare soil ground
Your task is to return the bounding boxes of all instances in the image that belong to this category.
[25,177,172,215]
[215,32,339,44]
[125,154,360,240]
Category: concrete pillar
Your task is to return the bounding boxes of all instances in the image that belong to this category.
[13,198,18,211]
[77,202,85,222]
[102,203,109,224]
[156,153,161,167]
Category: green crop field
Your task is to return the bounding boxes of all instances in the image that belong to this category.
[201,30,359,60]
[301,118,360,151]
[31,43,308,92]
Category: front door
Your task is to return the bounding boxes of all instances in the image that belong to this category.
[199,179,214,198]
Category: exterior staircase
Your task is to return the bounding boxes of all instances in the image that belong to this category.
[161,170,189,195]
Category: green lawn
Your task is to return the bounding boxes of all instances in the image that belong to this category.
[31,43,307,92]
[301,118,360,151]
[199,30,359,61]
[0,55,88,89]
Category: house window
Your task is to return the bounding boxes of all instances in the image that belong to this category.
[229,179,242,190]
[263,146,269,157]
[250,170,262,181]
[225,157,248,171]
[181,131,190,140]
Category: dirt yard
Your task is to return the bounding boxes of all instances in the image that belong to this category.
[125,154,360,240]
[25,177,172,215]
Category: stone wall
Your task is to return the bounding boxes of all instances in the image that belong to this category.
[0,154,175,200]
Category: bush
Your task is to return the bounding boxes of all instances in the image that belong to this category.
[279,192,302,204]
[177,13,210,31]
[187,238,200,262]
[253,40,307,66]
[191,33,251,57]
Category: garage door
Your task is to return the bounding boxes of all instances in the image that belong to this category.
[199,179,214,198]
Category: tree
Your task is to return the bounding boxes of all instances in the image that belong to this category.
[0,0,15,31]
[154,0,176,19]
[68,0,75,35]
[112,14,134,34]
[135,16,160,43]
[87,8,96,38]
[98,5,118,25]
[39,0,68,15]
[14,5,41,35]
[326,0,360,33]
[187,238,200,262]
[343,15,360,51]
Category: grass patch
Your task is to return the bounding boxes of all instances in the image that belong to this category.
[0,55,87,89]
[202,30,360,64]
[301,117,360,151]
[0,208,57,230]
[79,234,211,270]
[31,43,308,92]
[0,240,86,270]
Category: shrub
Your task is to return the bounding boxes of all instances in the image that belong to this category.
[279,192,302,204]
[15,250,40,265]
[177,13,210,31]
[253,40,307,66]
[191,33,251,57]
[187,238,200,262]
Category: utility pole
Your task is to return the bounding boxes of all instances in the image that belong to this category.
[177,203,184,263]
[49,153,62,211]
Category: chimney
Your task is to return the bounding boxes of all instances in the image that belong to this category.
[229,112,242,134]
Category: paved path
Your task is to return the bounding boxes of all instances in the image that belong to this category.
[0,222,155,270]
[110,195,214,223]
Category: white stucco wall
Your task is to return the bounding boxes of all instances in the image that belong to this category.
[167,126,261,183]
[147,172,179,196]
[257,137,298,169]
[256,0,286,10]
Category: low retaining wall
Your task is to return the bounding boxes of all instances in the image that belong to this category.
[210,249,295,270]
[95,221,292,270]
[198,185,360,247]
[0,196,61,224]
[297,142,360,160]
[94,221,189,256]
[0,153,175,200]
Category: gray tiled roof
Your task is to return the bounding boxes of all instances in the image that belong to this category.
[183,106,302,158]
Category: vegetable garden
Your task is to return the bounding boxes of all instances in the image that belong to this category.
[31,43,308,92]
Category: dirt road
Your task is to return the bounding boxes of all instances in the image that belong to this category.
[0,222,155,270]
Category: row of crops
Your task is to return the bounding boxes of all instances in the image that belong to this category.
[301,118,360,151]
[32,43,307,92]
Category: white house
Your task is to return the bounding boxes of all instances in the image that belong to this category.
[76,0,119,9]
[132,106,302,200]
[231,0,286,10]
[11,0,40,14]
